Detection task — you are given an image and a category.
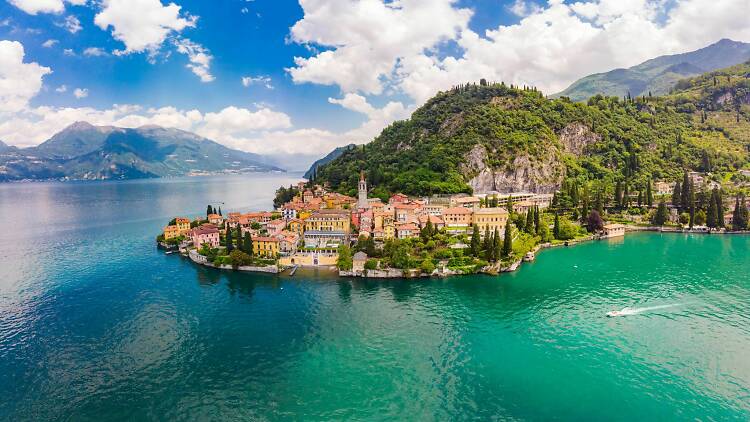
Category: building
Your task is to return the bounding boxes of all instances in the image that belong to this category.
[357,170,369,209]
[422,204,446,216]
[279,251,338,267]
[602,223,625,238]
[443,207,473,227]
[303,230,348,248]
[288,218,305,236]
[207,214,223,225]
[418,214,445,230]
[277,231,300,255]
[389,193,409,205]
[252,236,280,258]
[724,212,734,227]
[163,225,181,240]
[513,201,534,215]
[191,225,220,249]
[174,217,191,234]
[396,223,420,239]
[394,203,420,223]
[352,251,368,273]
[472,208,509,234]
[266,219,286,236]
[452,196,481,209]
[305,210,351,234]
[654,181,674,196]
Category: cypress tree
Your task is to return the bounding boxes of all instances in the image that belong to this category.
[553,213,560,239]
[236,225,243,250]
[623,182,630,208]
[688,181,695,228]
[646,179,653,207]
[206,204,213,217]
[614,181,623,208]
[533,206,540,234]
[225,225,234,253]
[244,232,253,255]
[506,195,514,213]
[681,172,690,210]
[483,226,491,255]
[502,223,513,257]
[471,225,481,257]
[714,188,724,227]
[493,227,502,262]
[485,229,494,262]
[218,206,223,216]
[707,195,717,228]
[653,201,669,226]
[525,210,534,233]
[672,181,681,207]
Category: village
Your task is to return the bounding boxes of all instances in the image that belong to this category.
[157,169,750,278]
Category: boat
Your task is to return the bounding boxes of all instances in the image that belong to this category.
[607,307,633,317]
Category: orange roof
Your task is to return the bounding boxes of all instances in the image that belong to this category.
[397,223,419,231]
[175,217,190,223]
[444,207,473,214]
[207,213,222,219]
[253,236,280,243]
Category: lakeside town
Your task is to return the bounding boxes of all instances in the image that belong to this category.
[157,169,750,278]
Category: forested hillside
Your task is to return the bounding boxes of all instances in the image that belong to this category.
[312,63,750,201]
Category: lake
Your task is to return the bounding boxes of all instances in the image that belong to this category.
[1,174,749,421]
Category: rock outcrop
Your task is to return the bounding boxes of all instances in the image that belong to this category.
[558,123,600,155]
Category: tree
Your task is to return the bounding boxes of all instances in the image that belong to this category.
[420,258,435,274]
[337,244,353,270]
[646,179,653,207]
[622,182,630,208]
[483,226,491,255]
[695,210,707,226]
[206,204,213,217]
[525,209,534,233]
[680,171,690,210]
[470,225,481,257]
[653,201,669,226]
[707,193,718,228]
[243,232,253,255]
[614,181,623,208]
[688,181,695,228]
[714,188,724,227]
[485,229,495,262]
[672,181,681,208]
[533,206,541,234]
[218,206,223,216]
[506,195,514,213]
[493,227,501,262]
[732,195,748,231]
[553,213,560,239]
[502,223,513,258]
[225,225,234,253]
[586,210,604,233]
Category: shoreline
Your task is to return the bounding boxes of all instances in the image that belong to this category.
[168,226,750,280]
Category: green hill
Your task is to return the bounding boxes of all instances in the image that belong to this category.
[311,64,750,199]
[555,39,750,102]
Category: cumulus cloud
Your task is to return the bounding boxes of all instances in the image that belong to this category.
[83,47,107,57]
[241,75,273,89]
[42,39,59,48]
[94,0,197,54]
[8,0,85,15]
[73,88,88,98]
[173,38,214,82]
[288,0,750,103]
[55,84,67,93]
[0,40,52,112]
[58,15,82,33]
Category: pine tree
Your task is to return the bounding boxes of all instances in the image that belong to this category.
[236,225,243,250]
[502,223,513,258]
[206,205,213,217]
[470,225,481,257]
[485,229,494,262]
[225,225,234,253]
[714,188,723,227]
[493,227,502,262]
[483,226,491,255]
[672,181,681,207]
[553,213,560,239]
[646,179,653,207]
[218,206,222,216]
[533,206,540,234]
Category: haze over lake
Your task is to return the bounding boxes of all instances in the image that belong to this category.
[1,174,749,420]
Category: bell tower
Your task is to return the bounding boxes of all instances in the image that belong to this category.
[357,170,368,209]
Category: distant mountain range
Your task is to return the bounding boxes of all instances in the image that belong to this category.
[304,143,356,179]
[555,38,750,101]
[0,122,283,181]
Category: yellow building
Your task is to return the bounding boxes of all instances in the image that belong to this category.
[174,217,191,234]
[304,210,351,233]
[288,218,305,236]
[163,225,181,240]
[252,236,280,258]
[383,223,395,240]
[472,207,509,233]
[279,252,338,267]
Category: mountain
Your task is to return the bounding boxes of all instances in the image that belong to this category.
[311,63,750,198]
[0,123,283,181]
[0,140,12,153]
[555,39,750,102]
[304,144,356,179]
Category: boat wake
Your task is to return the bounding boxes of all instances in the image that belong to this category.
[607,303,683,317]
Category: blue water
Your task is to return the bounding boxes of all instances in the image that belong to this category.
[1,175,749,421]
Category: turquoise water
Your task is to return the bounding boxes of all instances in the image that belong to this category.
[1,175,749,421]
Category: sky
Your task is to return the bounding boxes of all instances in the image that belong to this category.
[0,0,749,169]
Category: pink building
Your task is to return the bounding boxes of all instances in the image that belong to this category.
[191,225,220,249]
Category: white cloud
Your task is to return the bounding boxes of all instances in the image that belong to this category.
[63,48,75,56]
[288,0,750,103]
[287,0,472,95]
[59,15,82,33]
[73,88,88,98]
[83,47,107,57]
[55,84,67,93]
[0,40,52,112]
[241,75,273,89]
[8,0,85,15]
[173,38,214,82]
[94,0,197,54]
[42,39,59,48]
